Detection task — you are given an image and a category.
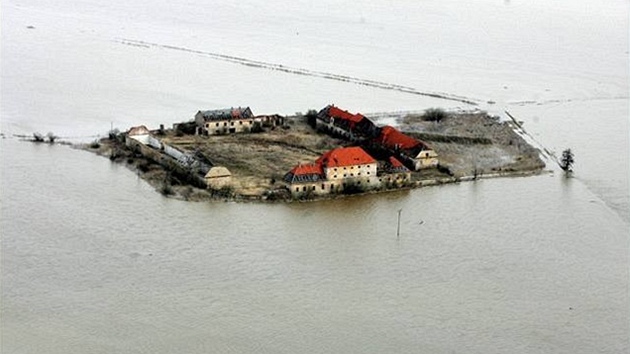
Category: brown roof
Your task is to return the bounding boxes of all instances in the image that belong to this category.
[127,125,150,136]
[204,166,231,179]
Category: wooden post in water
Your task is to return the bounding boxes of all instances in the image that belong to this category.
[397,208,402,240]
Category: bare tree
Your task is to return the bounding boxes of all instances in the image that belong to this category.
[46,132,57,143]
[560,148,574,173]
[33,132,45,142]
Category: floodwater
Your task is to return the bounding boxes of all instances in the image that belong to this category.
[1,0,628,353]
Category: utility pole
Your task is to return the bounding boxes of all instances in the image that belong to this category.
[396,208,402,240]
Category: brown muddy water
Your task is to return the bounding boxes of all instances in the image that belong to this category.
[1,138,627,353]
[2,0,628,352]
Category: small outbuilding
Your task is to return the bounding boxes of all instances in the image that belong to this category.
[204,166,232,189]
[126,125,151,146]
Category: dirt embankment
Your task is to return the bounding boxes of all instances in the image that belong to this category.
[83,111,544,202]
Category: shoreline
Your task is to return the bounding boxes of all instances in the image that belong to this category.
[76,109,545,203]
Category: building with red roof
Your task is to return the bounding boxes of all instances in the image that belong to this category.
[373,126,438,170]
[317,146,375,168]
[387,156,410,173]
[284,146,380,196]
[316,105,379,140]
[317,146,377,181]
[327,106,365,126]
[284,163,324,184]
[374,126,427,152]
[376,156,412,187]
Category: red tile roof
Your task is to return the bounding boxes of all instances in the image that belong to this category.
[288,163,323,176]
[375,126,424,150]
[389,156,406,168]
[327,106,365,124]
[317,147,376,168]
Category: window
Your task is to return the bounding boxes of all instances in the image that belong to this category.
[230,122,234,126]
[343,174,347,177]
[321,184,325,190]
[367,172,370,175]
[303,186,306,192]
[426,153,429,157]
[216,123,219,127]
[358,173,361,176]
[334,168,338,172]
[239,121,243,125]
[224,122,227,126]
[334,175,337,179]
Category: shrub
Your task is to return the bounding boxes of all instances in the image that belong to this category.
[109,128,120,140]
[251,122,263,133]
[89,140,101,149]
[305,109,318,129]
[341,183,366,195]
[160,181,174,196]
[437,164,453,176]
[46,132,57,143]
[181,186,193,200]
[422,108,447,122]
[138,161,152,172]
[33,133,45,142]
[210,185,234,198]
[109,147,122,161]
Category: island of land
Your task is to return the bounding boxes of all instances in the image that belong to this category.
[83,105,545,202]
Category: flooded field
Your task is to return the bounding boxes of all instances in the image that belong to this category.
[2,0,628,353]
